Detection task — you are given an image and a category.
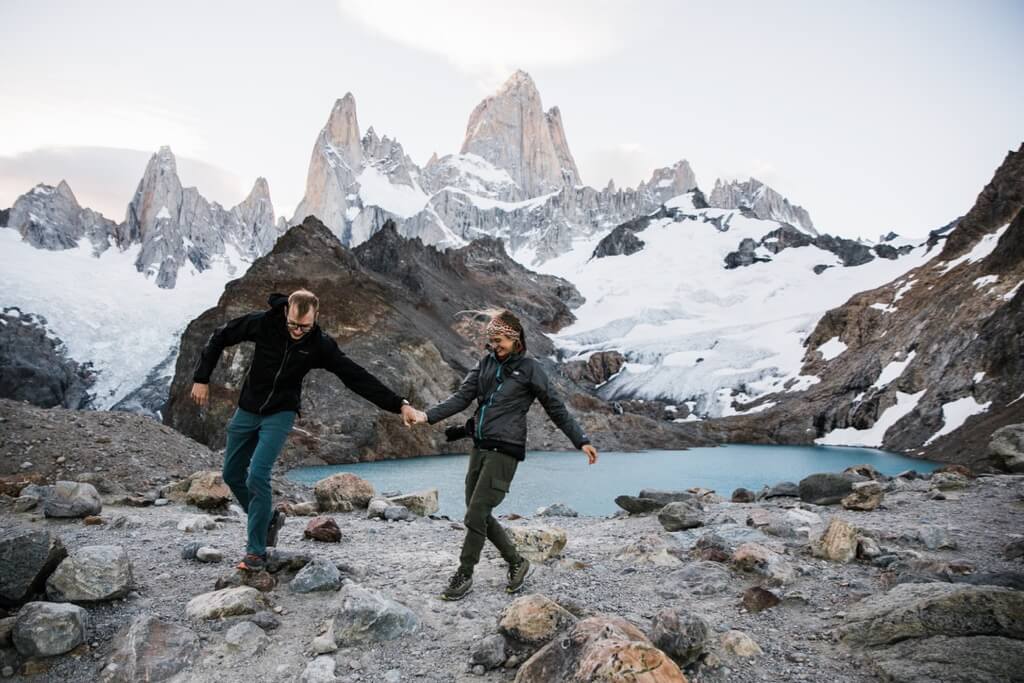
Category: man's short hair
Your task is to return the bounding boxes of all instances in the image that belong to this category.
[288,289,319,317]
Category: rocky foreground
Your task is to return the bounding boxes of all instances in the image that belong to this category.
[1,456,1023,682]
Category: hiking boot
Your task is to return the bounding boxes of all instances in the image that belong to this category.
[507,556,532,594]
[441,570,473,601]
[236,553,266,572]
[266,509,286,548]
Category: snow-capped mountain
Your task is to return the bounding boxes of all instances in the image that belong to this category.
[1,69,933,425]
[289,71,751,264]
[710,177,817,236]
[532,191,942,420]
[6,181,118,254]
[124,147,282,288]
[0,148,285,410]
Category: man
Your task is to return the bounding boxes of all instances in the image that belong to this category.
[191,289,424,571]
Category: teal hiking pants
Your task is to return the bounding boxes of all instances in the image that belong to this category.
[222,407,295,557]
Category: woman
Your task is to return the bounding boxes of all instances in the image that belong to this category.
[416,310,598,601]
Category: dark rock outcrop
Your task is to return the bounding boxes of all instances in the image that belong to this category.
[0,307,95,409]
[699,143,1024,466]
[164,216,712,467]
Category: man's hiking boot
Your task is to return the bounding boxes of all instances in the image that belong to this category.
[507,556,532,593]
[267,509,286,548]
[441,570,473,601]
[237,553,266,572]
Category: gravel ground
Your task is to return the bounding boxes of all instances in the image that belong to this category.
[1,469,1022,682]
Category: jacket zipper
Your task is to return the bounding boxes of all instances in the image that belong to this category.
[259,341,290,413]
[476,359,505,440]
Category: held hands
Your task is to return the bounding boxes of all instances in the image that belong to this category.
[582,444,598,465]
[401,404,429,427]
[190,383,209,407]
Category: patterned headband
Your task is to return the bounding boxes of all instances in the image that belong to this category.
[486,317,521,341]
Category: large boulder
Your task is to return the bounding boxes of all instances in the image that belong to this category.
[0,527,66,607]
[989,423,1024,472]
[314,473,375,512]
[46,544,134,603]
[798,472,862,505]
[99,614,199,683]
[648,607,711,667]
[657,501,704,532]
[43,480,102,518]
[12,601,88,657]
[840,583,1024,648]
[499,594,576,649]
[841,583,1024,682]
[332,582,418,645]
[385,489,438,516]
[515,615,686,682]
[506,525,567,562]
[862,634,1024,683]
[186,587,266,621]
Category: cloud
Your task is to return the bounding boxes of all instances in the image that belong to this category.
[577,143,665,190]
[0,146,250,221]
[337,0,632,85]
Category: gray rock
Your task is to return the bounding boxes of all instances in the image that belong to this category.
[469,633,506,669]
[366,499,389,519]
[648,607,711,666]
[638,489,698,505]
[383,505,413,522]
[265,548,313,573]
[386,489,439,516]
[536,502,578,517]
[43,481,102,518]
[916,525,958,550]
[798,472,861,505]
[761,481,799,499]
[181,542,201,561]
[12,601,88,657]
[13,495,39,512]
[0,527,66,607]
[841,583,1024,648]
[290,559,342,593]
[657,501,704,531]
[613,495,663,514]
[196,547,223,563]
[186,587,266,621]
[867,634,1024,683]
[333,582,419,645]
[223,611,281,633]
[224,621,268,657]
[100,614,198,682]
[300,655,337,683]
[730,488,755,503]
[46,545,133,603]
[989,423,1024,472]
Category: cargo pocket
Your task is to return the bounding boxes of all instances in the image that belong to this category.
[491,477,511,492]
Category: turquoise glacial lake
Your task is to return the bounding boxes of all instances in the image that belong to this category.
[286,444,938,518]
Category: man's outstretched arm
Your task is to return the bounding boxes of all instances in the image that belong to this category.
[319,337,415,419]
[190,311,265,405]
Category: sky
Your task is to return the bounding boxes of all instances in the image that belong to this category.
[1,0,1021,239]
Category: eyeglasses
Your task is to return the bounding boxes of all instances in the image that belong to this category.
[286,320,314,332]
